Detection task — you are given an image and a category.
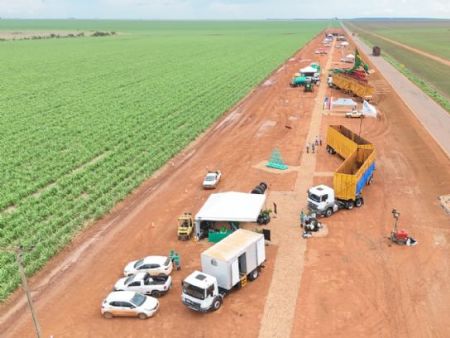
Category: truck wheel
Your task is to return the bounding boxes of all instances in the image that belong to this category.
[325,208,333,217]
[212,297,222,311]
[138,313,148,320]
[347,201,354,210]
[248,269,259,281]
[355,198,363,208]
[151,290,161,298]
[103,312,113,319]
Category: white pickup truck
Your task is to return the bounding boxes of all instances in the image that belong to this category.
[345,109,363,118]
[113,272,172,297]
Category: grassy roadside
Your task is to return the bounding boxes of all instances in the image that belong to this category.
[346,23,450,113]
[380,52,450,112]
[345,20,450,60]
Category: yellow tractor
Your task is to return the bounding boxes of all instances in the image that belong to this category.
[177,213,194,240]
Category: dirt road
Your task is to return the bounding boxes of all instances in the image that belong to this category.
[258,39,336,338]
[292,32,450,338]
[1,29,450,338]
[346,24,450,67]
[343,25,450,158]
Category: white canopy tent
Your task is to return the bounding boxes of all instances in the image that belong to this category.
[300,66,318,74]
[194,192,266,236]
[331,98,358,110]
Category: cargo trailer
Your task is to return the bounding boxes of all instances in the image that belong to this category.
[181,229,265,312]
[308,125,376,217]
[331,72,374,99]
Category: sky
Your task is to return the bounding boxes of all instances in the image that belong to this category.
[0,0,449,19]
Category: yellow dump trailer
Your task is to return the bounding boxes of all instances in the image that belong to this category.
[334,148,376,200]
[308,125,376,217]
[326,125,373,159]
[332,73,374,99]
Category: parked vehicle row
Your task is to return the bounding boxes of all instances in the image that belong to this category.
[101,255,173,319]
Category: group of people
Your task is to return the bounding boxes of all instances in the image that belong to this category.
[300,210,323,238]
[306,135,323,154]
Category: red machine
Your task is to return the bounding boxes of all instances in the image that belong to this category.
[389,209,417,246]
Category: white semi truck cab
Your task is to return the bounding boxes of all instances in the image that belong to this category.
[181,229,266,312]
[181,271,224,312]
[307,184,364,217]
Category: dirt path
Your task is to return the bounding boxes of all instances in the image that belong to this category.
[258,40,335,338]
[347,24,450,67]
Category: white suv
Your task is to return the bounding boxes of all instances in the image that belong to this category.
[101,291,159,319]
[123,256,173,277]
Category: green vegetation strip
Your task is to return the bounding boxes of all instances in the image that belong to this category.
[347,20,450,60]
[347,23,450,112]
[0,20,327,301]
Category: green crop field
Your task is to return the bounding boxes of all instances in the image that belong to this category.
[347,19,450,60]
[0,20,327,301]
[347,20,450,112]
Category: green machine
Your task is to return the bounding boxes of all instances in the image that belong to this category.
[304,81,314,92]
[290,76,308,87]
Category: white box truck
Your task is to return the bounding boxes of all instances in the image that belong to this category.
[181,229,266,312]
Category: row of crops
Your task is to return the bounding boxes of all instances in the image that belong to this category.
[0,20,326,300]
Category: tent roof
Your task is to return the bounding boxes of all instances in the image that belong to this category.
[195,192,266,223]
[332,98,357,106]
[362,100,378,117]
[300,66,318,73]
[202,229,263,261]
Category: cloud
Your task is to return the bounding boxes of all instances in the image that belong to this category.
[0,0,45,16]
[0,0,448,19]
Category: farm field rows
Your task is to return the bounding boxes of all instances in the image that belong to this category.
[2,26,450,338]
[347,20,450,111]
[347,19,450,59]
[0,20,326,301]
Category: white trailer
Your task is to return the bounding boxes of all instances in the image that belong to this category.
[181,229,266,312]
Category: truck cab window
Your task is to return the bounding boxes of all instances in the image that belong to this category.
[321,194,328,202]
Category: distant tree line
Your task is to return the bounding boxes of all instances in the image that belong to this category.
[0,31,117,42]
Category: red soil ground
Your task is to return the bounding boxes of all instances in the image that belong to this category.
[1,30,449,338]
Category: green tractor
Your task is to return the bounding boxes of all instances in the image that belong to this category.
[304,81,314,93]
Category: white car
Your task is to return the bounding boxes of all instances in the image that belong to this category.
[124,256,173,277]
[202,170,222,189]
[114,272,172,297]
[345,110,363,118]
[101,291,159,319]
